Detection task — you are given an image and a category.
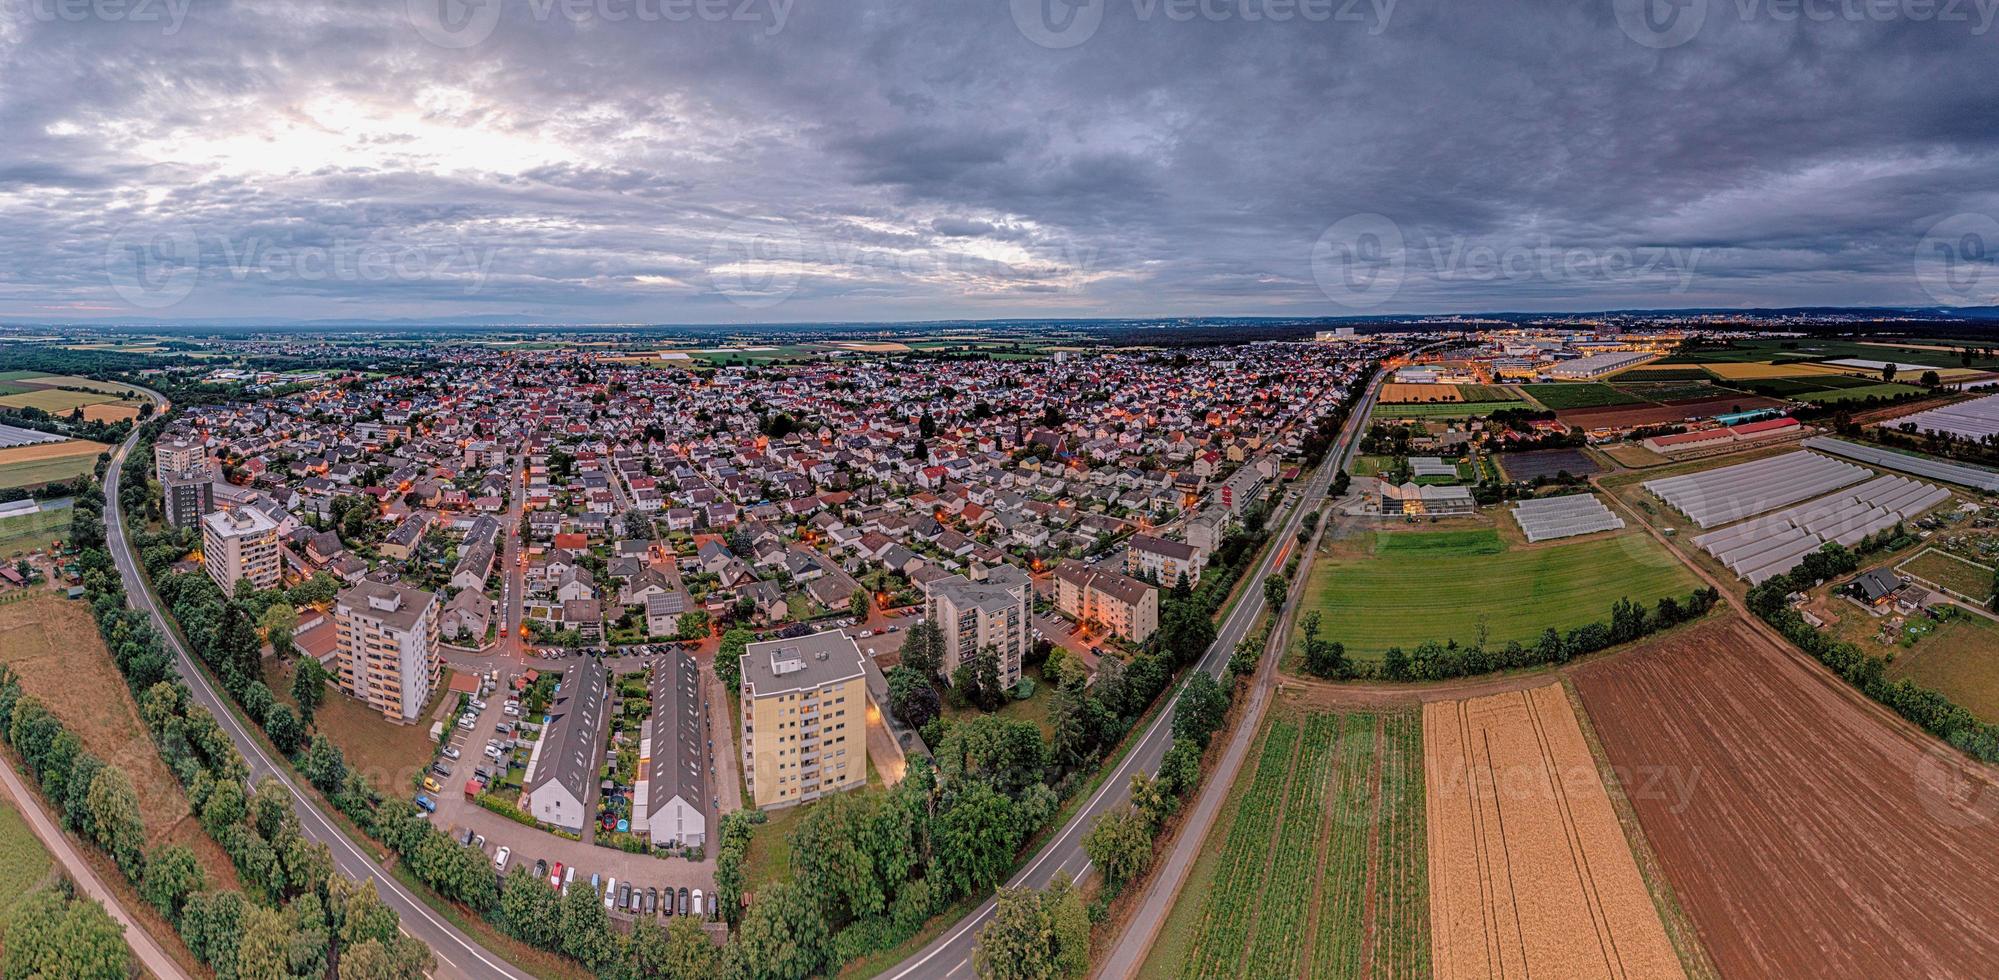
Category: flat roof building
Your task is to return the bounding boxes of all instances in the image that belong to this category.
[201,506,280,592]
[740,629,867,809]
[925,564,1033,690]
[333,580,441,722]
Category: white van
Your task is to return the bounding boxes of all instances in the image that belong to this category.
[602,877,618,911]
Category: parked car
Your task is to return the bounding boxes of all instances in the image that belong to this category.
[472,833,485,850]
[677,887,689,916]
[659,887,670,917]
[493,846,510,870]
[533,859,547,880]
[646,887,659,915]
[590,873,601,896]
[413,794,436,813]
[617,882,633,912]
[422,776,442,793]
[691,888,703,918]
[429,763,451,779]
[563,866,576,894]
[503,704,520,717]
[471,699,487,711]
[603,877,618,910]
[858,629,872,638]
[440,746,460,760]
[549,862,564,889]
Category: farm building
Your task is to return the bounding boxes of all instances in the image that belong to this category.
[1409,457,1458,479]
[1376,481,1475,517]
[1642,417,1801,454]
[1547,351,1653,379]
[1644,451,1870,529]
[1802,437,1999,492]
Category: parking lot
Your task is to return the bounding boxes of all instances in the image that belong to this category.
[420,661,718,919]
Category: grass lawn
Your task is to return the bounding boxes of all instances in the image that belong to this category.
[1517,383,1644,410]
[1887,615,1999,723]
[1296,528,1700,660]
[0,508,70,557]
[941,664,1056,737]
[272,658,448,796]
[0,797,54,933]
[1351,455,1396,478]
[1898,548,1995,601]
[1796,382,1926,404]
[1370,400,1527,419]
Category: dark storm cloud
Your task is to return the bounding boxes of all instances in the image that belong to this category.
[0,0,1995,322]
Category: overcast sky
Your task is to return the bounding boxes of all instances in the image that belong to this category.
[1,0,1995,324]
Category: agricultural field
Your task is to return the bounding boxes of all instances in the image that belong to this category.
[1796,382,1925,404]
[1880,615,1999,724]
[1379,383,1463,404]
[1898,548,1994,601]
[1610,379,1751,404]
[0,797,55,934]
[1696,360,1853,380]
[1426,684,1685,980]
[1143,704,1428,980]
[0,594,238,887]
[0,387,120,413]
[1295,528,1700,661]
[0,439,105,490]
[1518,382,1643,410]
[1456,383,1518,402]
[1370,400,1527,420]
[1613,366,1717,382]
[1572,616,1999,978]
[1495,447,1600,482]
[0,507,70,558]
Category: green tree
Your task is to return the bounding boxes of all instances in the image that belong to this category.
[85,767,145,878]
[141,844,207,924]
[260,602,298,660]
[899,619,946,678]
[1170,672,1229,749]
[557,873,617,967]
[1262,573,1288,611]
[850,588,871,622]
[735,880,830,980]
[498,867,559,949]
[300,734,348,793]
[716,628,754,692]
[291,658,328,722]
[931,782,1021,898]
[971,872,1089,979]
[2,889,130,980]
[1081,807,1153,895]
[885,665,941,729]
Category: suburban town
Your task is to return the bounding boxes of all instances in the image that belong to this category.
[13,322,1999,980]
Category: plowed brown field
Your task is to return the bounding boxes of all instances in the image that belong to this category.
[1425,684,1683,980]
[1572,617,1999,978]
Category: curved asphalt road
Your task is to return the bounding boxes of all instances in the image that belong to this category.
[883,367,1386,980]
[102,393,530,980]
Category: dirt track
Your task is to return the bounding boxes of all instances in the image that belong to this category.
[1572,617,1999,978]
[1425,684,1683,980]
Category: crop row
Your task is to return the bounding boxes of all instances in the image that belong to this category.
[1244,712,1342,978]
[1182,716,1301,979]
[1308,712,1379,980]
[1369,711,1430,980]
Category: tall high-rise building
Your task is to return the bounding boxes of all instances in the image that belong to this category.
[333,581,441,722]
[739,629,867,809]
[162,472,216,530]
[200,507,280,593]
[924,564,1032,689]
[154,435,206,482]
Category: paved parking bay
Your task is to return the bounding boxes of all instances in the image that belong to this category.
[423,661,717,916]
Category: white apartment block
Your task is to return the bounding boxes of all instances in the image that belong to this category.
[924,564,1033,689]
[201,507,280,593]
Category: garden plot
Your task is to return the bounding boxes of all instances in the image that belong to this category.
[1643,451,1870,529]
[1692,474,1950,583]
[1510,492,1624,543]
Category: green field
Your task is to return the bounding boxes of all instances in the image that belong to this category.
[0,798,55,933]
[1796,383,1926,404]
[0,388,119,413]
[1886,615,1999,724]
[1299,529,1700,659]
[1456,384,1518,402]
[1518,383,1644,410]
[1611,380,1748,403]
[0,452,102,491]
[0,508,70,557]
[1370,400,1527,419]
[1661,339,1999,370]
[1140,709,1427,980]
[1898,548,1994,600]
[1613,367,1716,382]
